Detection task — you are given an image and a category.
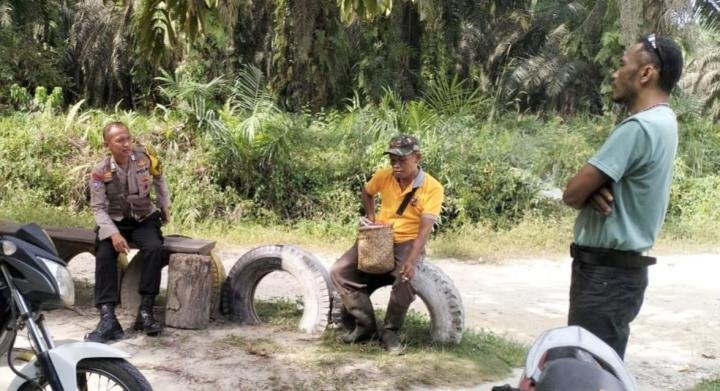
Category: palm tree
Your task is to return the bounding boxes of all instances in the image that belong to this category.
[0,0,68,94]
[68,0,135,106]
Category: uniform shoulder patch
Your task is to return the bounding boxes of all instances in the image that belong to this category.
[141,144,163,176]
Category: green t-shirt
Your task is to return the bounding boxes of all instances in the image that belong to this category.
[573,106,678,252]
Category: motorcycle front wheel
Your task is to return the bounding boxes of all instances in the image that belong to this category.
[19,358,152,391]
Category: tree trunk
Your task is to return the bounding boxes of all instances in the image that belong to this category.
[619,0,670,46]
[165,254,212,329]
[400,2,422,99]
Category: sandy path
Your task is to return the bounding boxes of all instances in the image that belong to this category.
[1,249,718,390]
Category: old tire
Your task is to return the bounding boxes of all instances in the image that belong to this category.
[221,245,331,334]
[208,250,226,319]
[330,261,464,343]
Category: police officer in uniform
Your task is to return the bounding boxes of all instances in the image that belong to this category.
[86,121,171,343]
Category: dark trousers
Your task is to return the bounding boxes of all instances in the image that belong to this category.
[330,240,418,315]
[568,259,648,359]
[95,213,166,307]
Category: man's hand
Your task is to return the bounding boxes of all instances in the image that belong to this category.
[398,216,435,282]
[110,233,129,254]
[161,207,171,225]
[400,259,417,281]
[361,189,376,225]
[589,186,614,216]
[563,164,611,210]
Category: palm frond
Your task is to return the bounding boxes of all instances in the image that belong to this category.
[133,0,176,65]
[681,44,720,120]
[695,0,720,33]
[422,73,488,115]
[0,3,12,28]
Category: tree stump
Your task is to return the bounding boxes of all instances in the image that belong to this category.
[165,254,212,329]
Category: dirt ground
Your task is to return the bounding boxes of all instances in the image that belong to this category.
[1,248,719,390]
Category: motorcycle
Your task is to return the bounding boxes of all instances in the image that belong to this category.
[1,223,152,390]
[493,325,637,391]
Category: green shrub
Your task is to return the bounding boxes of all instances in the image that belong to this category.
[9,84,31,111]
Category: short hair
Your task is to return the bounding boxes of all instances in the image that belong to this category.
[102,121,129,141]
[639,34,683,93]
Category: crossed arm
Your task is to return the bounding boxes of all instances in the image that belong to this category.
[563,163,614,215]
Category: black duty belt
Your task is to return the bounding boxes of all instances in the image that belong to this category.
[570,243,656,269]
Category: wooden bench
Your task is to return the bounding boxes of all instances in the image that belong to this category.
[0,222,218,329]
[0,223,215,260]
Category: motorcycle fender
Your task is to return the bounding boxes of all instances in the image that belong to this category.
[8,342,131,390]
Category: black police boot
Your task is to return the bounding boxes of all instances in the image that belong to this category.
[85,303,125,343]
[133,295,163,336]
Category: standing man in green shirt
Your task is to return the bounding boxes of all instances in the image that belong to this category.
[562,34,683,358]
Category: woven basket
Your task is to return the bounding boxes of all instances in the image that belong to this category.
[357,225,394,274]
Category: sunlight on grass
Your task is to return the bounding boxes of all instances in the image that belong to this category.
[314,310,527,389]
[253,298,304,330]
[0,192,93,229]
[694,379,720,391]
[2,201,718,261]
[180,220,356,255]
[430,215,574,261]
[248,303,528,388]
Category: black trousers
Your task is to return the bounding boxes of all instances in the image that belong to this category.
[94,212,167,307]
[568,259,648,359]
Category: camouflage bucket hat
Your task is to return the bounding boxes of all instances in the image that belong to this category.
[384,135,420,156]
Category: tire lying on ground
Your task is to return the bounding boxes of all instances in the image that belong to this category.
[221,245,332,334]
[331,260,464,343]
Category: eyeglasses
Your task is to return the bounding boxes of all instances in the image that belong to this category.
[646,33,664,72]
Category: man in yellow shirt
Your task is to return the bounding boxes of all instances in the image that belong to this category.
[330,135,444,353]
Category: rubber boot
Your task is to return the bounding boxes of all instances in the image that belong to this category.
[133,295,163,336]
[338,291,377,344]
[339,304,356,332]
[85,303,125,343]
[382,296,410,355]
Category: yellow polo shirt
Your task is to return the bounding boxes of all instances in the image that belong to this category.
[365,167,444,243]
